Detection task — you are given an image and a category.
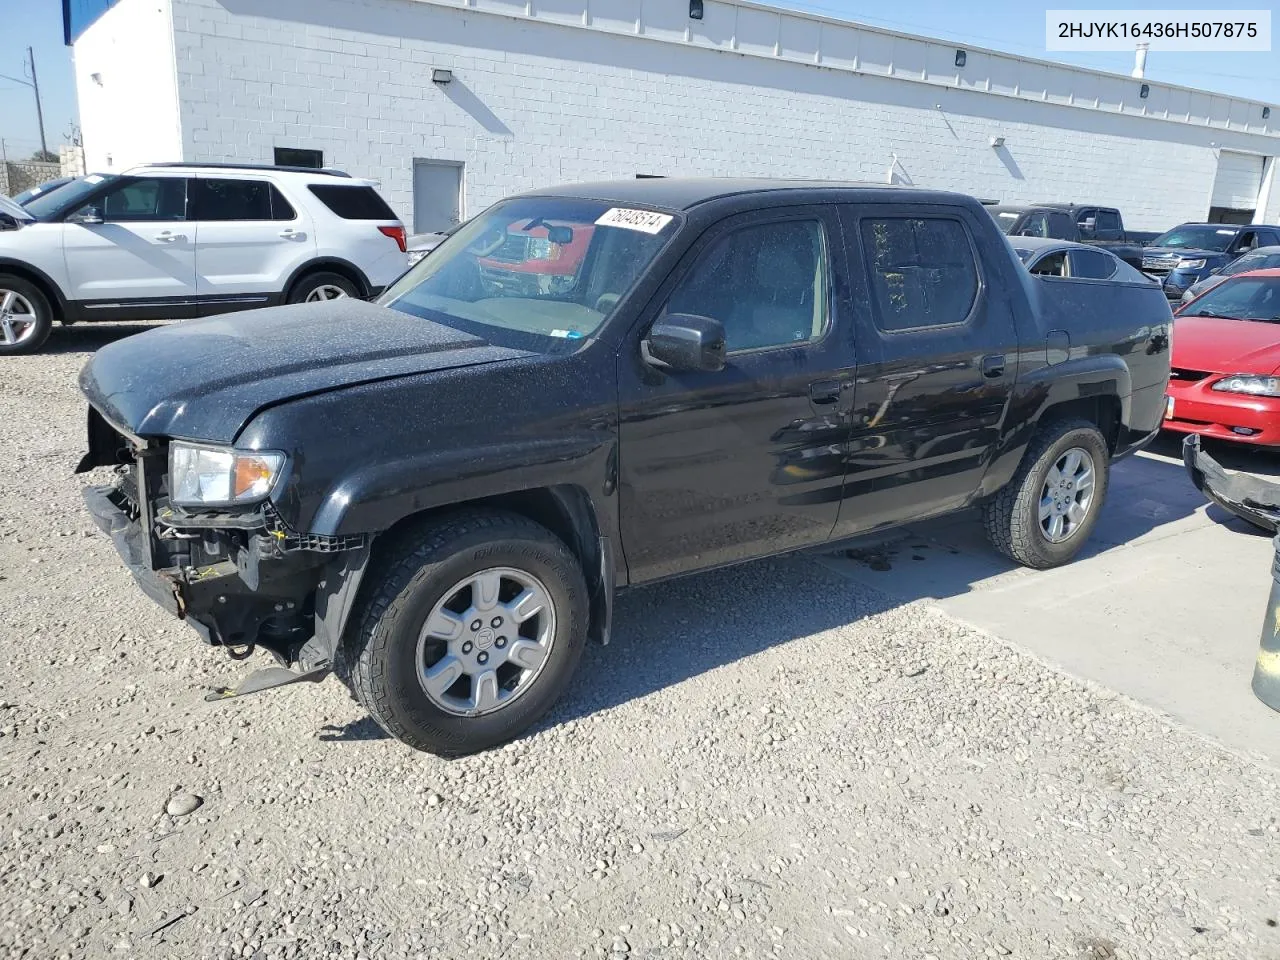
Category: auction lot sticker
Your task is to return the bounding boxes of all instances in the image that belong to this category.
[596,208,674,234]
[1046,10,1271,50]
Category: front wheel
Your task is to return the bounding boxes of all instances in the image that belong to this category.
[0,275,54,355]
[341,511,589,756]
[983,418,1110,569]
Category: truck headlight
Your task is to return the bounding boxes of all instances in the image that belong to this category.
[1211,375,1280,398]
[1177,258,1207,269]
[169,442,286,507]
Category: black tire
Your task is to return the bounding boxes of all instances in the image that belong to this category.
[286,271,360,304]
[341,511,589,756]
[983,418,1110,569]
[0,274,54,355]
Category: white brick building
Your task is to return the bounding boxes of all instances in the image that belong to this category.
[70,0,1280,233]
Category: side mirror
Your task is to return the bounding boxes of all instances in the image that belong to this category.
[70,205,104,225]
[0,213,20,232]
[642,314,726,372]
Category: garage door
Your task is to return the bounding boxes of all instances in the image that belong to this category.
[1211,151,1265,210]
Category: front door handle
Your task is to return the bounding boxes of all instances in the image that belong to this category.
[981,355,1006,379]
[155,231,182,243]
[809,379,842,405]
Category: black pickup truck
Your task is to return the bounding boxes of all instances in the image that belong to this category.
[78,179,1173,755]
[984,202,1149,269]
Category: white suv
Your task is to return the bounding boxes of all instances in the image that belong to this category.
[0,163,408,354]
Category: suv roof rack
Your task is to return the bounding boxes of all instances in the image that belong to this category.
[136,162,352,178]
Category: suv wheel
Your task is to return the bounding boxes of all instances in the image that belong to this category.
[0,275,53,355]
[289,271,360,304]
[341,511,589,756]
[982,418,1110,569]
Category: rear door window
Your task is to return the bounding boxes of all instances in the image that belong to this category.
[191,179,296,221]
[1069,249,1117,280]
[859,217,979,331]
[1093,210,1122,240]
[308,184,396,220]
[1030,251,1068,277]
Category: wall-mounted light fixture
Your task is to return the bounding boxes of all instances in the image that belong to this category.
[431,68,453,84]
[954,49,966,68]
[689,0,703,19]
[1139,83,1150,99]
[1265,106,1272,120]
[990,136,1005,148]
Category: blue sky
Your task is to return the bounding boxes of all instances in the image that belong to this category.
[0,0,1277,160]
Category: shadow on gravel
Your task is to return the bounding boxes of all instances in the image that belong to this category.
[546,556,902,725]
[45,322,166,356]
[318,717,391,742]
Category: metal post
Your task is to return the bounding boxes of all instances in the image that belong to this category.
[28,47,48,159]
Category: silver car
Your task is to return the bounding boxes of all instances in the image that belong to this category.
[1179,245,1280,304]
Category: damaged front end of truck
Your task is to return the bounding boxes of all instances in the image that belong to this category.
[77,406,368,698]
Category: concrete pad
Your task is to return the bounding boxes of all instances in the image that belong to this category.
[823,443,1280,768]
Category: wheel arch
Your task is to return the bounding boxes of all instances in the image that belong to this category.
[0,258,67,323]
[284,258,374,300]
[314,484,613,664]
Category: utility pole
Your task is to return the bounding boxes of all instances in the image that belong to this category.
[28,47,48,159]
[0,48,49,159]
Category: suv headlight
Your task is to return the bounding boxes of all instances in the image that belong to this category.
[1177,258,1207,269]
[169,442,286,507]
[1211,375,1280,398]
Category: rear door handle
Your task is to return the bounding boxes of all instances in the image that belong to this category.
[809,379,842,405]
[155,232,182,243]
[279,229,301,239]
[981,355,1006,379]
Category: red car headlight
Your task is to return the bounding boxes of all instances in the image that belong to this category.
[1211,375,1280,398]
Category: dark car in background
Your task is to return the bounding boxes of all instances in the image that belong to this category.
[1007,236,1155,283]
[1178,245,1280,305]
[984,202,1145,269]
[12,176,75,207]
[1142,223,1280,300]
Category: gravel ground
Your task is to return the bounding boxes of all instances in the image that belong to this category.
[2,323,1279,960]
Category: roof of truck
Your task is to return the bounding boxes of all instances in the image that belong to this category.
[524,177,976,211]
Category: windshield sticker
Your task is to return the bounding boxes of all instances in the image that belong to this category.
[550,329,585,339]
[595,208,673,234]
[84,174,105,184]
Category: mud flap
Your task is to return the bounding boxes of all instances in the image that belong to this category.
[204,665,330,702]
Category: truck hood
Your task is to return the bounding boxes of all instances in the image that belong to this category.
[80,300,533,443]
[1143,246,1228,262]
[1172,314,1280,375]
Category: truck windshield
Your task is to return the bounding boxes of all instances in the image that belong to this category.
[21,174,118,221]
[1151,225,1238,251]
[380,197,677,342]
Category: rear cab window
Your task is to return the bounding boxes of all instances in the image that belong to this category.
[858,216,980,331]
[308,184,397,220]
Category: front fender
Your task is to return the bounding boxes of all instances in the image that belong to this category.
[307,437,617,538]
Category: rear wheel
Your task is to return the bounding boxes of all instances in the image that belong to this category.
[341,511,589,755]
[983,418,1110,569]
[0,275,53,355]
[288,271,360,304]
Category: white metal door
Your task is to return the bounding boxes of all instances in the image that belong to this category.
[63,176,197,303]
[191,177,316,301]
[1211,152,1265,210]
[413,160,462,234]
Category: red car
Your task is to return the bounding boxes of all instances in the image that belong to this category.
[1165,268,1280,445]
